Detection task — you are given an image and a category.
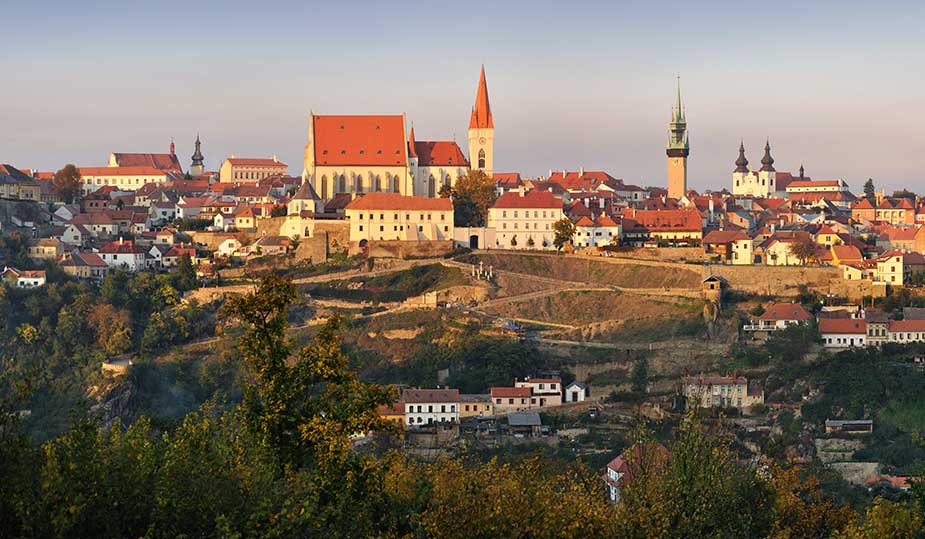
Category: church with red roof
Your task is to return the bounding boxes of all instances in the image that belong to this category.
[301,66,494,203]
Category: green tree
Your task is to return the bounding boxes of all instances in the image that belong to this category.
[789,236,816,265]
[863,178,875,201]
[631,357,648,393]
[52,164,82,204]
[553,218,576,251]
[446,169,496,227]
[175,253,197,292]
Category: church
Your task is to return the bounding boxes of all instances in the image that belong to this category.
[301,66,494,202]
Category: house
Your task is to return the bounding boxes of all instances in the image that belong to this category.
[744,303,812,333]
[52,204,81,225]
[702,229,753,264]
[887,319,925,344]
[564,381,588,403]
[345,193,454,246]
[604,443,669,502]
[825,419,873,434]
[219,157,288,184]
[514,377,563,407]
[1,267,46,288]
[162,246,196,268]
[876,251,925,286]
[98,238,146,271]
[109,149,183,173]
[0,165,40,201]
[830,245,864,266]
[620,208,704,247]
[59,252,108,281]
[59,223,91,246]
[490,386,532,415]
[683,374,763,410]
[70,213,118,239]
[487,189,565,250]
[459,394,493,418]
[249,236,291,257]
[819,318,867,348]
[216,236,243,257]
[79,166,172,195]
[506,412,542,437]
[573,215,621,248]
[287,181,323,215]
[27,238,63,261]
[376,402,405,425]
[401,388,460,427]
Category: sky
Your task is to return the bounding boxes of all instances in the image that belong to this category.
[2,0,924,193]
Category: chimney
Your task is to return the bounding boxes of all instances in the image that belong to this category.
[272,155,278,162]
[579,166,584,176]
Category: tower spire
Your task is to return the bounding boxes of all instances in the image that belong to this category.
[675,75,684,122]
[469,65,494,129]
[760,139,775,172]
[735,141,749,173]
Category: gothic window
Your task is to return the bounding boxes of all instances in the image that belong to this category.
[355,176,363,193]
[375,175,383,192]
[428,175,436,198]
[338,175,346,193]
[321,175,328,200]
[478,149,486,169]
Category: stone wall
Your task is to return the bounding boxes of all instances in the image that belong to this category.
[703,264,842,296]
[607,246,708,263]
[365,240,454,259]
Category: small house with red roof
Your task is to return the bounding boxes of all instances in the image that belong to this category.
[98,238,146,271]
[604,443,669,502]
[745,303,812,333]
[573,215,621,248]
[702,229,753,264]
[819,318,867,348]
[1,267,46,288]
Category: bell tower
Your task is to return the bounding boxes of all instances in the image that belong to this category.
[467,65,494,176]
[666,77,689,200]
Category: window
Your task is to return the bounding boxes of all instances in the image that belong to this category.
[508,398,514,405]
[359,225,363,231]
[441,405,446,413]
[478,149,485,169]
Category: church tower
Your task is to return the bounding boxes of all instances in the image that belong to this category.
[468,65,494,176]
[190,133,204,177]
[666,77,689,200]
[757,139,775,196]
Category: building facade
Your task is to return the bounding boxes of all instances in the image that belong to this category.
[402,388,460,426]
[487,190,564,250]
[219,157,288,184]
[344,193,454,246]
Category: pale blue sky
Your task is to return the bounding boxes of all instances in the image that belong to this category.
[2,0,923,192]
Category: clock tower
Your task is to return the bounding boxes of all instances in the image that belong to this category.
[666,77,689,200]
[468,65,494,176]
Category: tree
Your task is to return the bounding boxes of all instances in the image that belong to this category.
[52,164,82,204]
[631,357,648,393]
[446,169,496,227]
[174,253,197,292]
[87,303,133,356]
[789,236,816,265]
[553,218,576,251]
[863,178,875,201]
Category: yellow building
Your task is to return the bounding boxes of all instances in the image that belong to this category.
[27,238,63,260]
[0,164,41,201]
[344,192,454,247]
[459,394,493,418]
[219,157,288,184]
[79,166,171,195]
[487,189,564,250]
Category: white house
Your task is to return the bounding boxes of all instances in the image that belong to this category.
[345,193,454,246]
[819,318,867,348]
[564,381,588,403]
[1,267,46,288]
[401,388,460,427]
[216,237,243,257]
[98,238,146,272]
[744,303,813,332]
[573,215,621,248]
[487,188,565,250]
[514,377,563,407]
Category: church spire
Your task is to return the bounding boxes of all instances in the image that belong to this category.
[759,139,775,172]
[408,125,418,159]
[735,141,749,173]
[674,75,684,122]
[667,77,688,152]
[469,65,494,129]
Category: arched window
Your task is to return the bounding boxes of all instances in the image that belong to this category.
[392,176,399,193]
[375,175,382,192]
[428,175,436,198]
[478,149,486,169]
[320,175,328,200]
[355,175,363,193]
[338,175,346,193]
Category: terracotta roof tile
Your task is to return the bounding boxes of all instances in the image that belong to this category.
[312,114,407,167]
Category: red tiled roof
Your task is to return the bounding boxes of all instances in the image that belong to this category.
[413,141,469,167]
[787,180,842,189]
[684,374,748,386]
[547,170,622,192]
[758,303,812,321]
[402,388,460,403]
[703,230,749,244]
[99,240,145,254]
[490,387,531,398]
[492,190,562,209]
[831,245,863,262]
[377,402,404,416]
[819,318,866,334]
[604,443,669,489]
[79,166,168,177]
[623,208,702,233]
[225,158,288,167]
[312,114,407,166]
[595,215,619,228]
[111,153,182,172]
[344,192,452,212]
[889,319,925,332]
[493,173,522,188]
[574,216,595,227]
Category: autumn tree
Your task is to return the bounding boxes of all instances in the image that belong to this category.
[52,164,82,204]
[174,253,197,292]
[446,169,496,227]
[789,235,816,265]
[87,303,133,355]
[553,217,576,251]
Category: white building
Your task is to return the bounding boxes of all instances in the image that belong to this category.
[514,377,563,407]
[487,189,564,250]
[402,388,460,427]
[564,381,588,403]
[79,166,171,195]
[98,238,146,272]
[573,215,621,248]
[819,318,867,348]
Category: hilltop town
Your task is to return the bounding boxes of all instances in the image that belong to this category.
[3,66,925,536]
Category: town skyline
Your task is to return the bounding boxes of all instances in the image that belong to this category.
[3,1,923,192]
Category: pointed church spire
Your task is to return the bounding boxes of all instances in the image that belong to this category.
[675,75,684,122]
[735,141,749,173]
[408,125,418,158]
[759,139,775,172]
[799,164,805,179]
[469,65,494,129]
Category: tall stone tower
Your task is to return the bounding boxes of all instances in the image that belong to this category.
[190,133,204,177]
[666,78,689,200]
[468,65,494,176]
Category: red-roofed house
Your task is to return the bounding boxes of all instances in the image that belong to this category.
[620,208,704,247]
[604,443,669,502]
[488,189,565,250]
[876,225,925,253]
[109,150,182,173]
[410,129,470,197]
[745,303,812,332]
[683,374,763,410]
[345,192,454,246]
[79,166,172,195]
[876,251,925,286]
[819,318,867,348]
[98,238,146,271]
[574,215,621,248]
[702,229,753,264]
[401,388,461,426]
[219,157,287,184]
[1,267,46,288]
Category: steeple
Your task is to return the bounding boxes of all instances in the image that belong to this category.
[408,126,418,159]
[759,139,775,172]
[667,76,688,153]
[469,65,494,129]
[735,141,749,173]
[189,133,204,176]
[799,164,805,179]
[169,138,175,156]
[674,75,684,123]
